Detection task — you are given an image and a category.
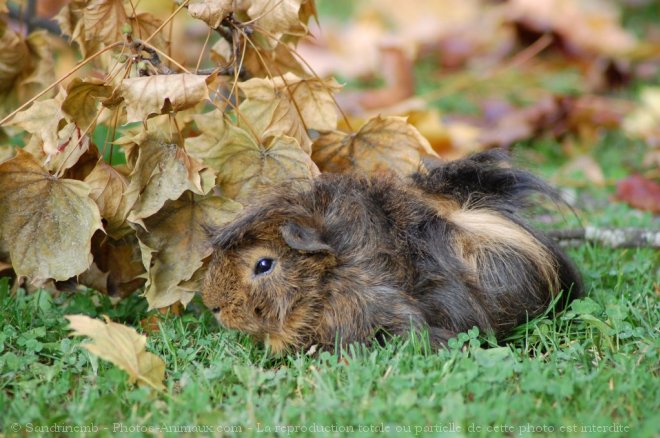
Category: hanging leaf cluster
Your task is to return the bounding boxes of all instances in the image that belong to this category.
[0,0,435,309]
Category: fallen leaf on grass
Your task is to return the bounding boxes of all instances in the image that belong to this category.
[623,88,660,141]
[312,115,436,176]
[615,174,660,214]
[0,150,102,282]
[336,45,414,114]
[555,155,606,187]
[507,0,636,58]
[66,314,165,390]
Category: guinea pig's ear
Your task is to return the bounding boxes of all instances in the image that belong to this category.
[280,222,334,254]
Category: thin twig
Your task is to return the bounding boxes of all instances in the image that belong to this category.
[0,42,123,126]
[548,227,660,248]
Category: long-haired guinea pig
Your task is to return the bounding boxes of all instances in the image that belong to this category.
[202,150,583,353]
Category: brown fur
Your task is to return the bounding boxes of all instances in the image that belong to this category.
[202,151,583,353]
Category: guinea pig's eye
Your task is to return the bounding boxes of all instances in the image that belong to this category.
[254,258,275,276]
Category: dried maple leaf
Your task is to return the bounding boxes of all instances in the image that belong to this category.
[118,74,211,123]
[507,0,636,57]
[247,0,306,36]
[186,109,230,162]
[82,0,128,46]
[4,89,66,156]
[0,150,102,281]
[0,145,14,163]
[135,192,242,309]
[44,122,91,174]
[18,31,56,101]
[124,138,216,223]
[624,88,660,162]
[55,0,103,57]
[66,314,165,390]
[243,73,341,131]
[188,0,235,29]
[62,78,113,130]
[84,161,131,238]
[128,12,167,48]
[191,120,319,202]
[336,45,414,114]
[238,74,341,152]
[615,175,660,214]
[0,26,30,95]
[312,115,436,176]
[241,41,308,78]
[89,232,146,297]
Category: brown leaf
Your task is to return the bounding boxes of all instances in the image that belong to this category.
[238,74,341,152]
[18,31,56,103]
[135,192,242,309]
[0,27,30,94]
[55,1,103,57]
[556,155,606,187]
[66,314,165,390]
[508,0,636,57]
[624,87,660,150]
[90,232,146,297]
[62,78,113,130]
[0,150,102,281]
[128,12,167,48]
[615,175,660,214]
[82,0,128,45]
[118,74,211,123]
[124,138,215,223]
[0,145,15,164]
[312,115,436,176]
[77,262,111,294]
[188,0,234,29]
[84,161,131,238]
[192,121,319,202]
[44,122,91,174]
[247,0,306,36]
[336,45,414,113]
[62,142,101,181]
[4,89,66,156]
[186,109,230,163]
[242,41,308,78]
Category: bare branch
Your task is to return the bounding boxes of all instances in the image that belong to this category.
[548,227,660,248]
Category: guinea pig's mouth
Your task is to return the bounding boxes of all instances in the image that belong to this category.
[216,310,269,336]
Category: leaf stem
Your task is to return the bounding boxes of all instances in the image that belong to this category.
[0,42,123,127]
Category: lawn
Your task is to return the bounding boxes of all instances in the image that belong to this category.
[1,138,658,436]
[1,1,659,437]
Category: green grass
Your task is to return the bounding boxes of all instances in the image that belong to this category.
[2,2,659,436]
[1,182,658,437]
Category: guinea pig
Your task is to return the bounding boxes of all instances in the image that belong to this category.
[202,150,583,353]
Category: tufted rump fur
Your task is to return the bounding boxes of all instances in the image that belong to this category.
[202,150,583,353]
